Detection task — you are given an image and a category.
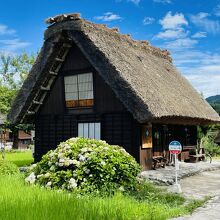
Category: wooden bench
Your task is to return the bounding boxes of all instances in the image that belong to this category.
[152,155,167,169]
[189,147,206,163]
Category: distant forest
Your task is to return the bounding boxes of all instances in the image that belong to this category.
[206,95,220,115]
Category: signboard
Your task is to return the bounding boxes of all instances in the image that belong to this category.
[169,141,182,155]
[141,124,152,149]
[169,141,182,193]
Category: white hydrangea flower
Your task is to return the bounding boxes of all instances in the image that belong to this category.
[64,144,71,150]
[58,162,64,167]
[85,168,90,174]
[100,161,106,166]
[46,181,52,187]
[25,172,36,184]
[59,159,65,163]
[69,178,77,189]
[119,186,125,192]
[50,165,56,171]
[64,160,70,167]
[48,161,52,166]
[58,153,64,159]
[29,164,37,171]
[78,154,86,162]
[69,137,79,142]
[37,174,43,179]
[44,172,50,178]
[49,152,55,158]
[81,147,88,153]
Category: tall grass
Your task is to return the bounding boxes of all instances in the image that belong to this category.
[0,174,188,220]
[1,150,33,167]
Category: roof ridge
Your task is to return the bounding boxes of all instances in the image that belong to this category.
[45,13,172,62]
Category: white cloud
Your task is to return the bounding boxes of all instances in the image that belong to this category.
[159,11,188,29]
[190,12,220,34]
[143,17,155,25]
[183,68,220,97]
[0,39,30,52]
[153,0,172,3]
[128,0,140,4]
[192,31,207,38]
[164,38,198,50]
[116,0,141,5]
[155,28,188,39]
[94,12,122,22]
[214,4,220,16]
[0,24,16,36]
[173,51,220,66]
[171,50,220,97]
[186,73,220,97]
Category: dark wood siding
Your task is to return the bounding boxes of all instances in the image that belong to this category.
[35,113,140,162]
[35,42,141,163]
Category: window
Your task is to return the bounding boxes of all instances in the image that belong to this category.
[78,122,101,140]
[64,73,94,108]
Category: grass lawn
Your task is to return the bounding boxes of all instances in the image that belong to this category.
[1,150,34,167]
[0,174,206,220]
[0,150,207,220]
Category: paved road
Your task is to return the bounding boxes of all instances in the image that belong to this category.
[172,170,220,219]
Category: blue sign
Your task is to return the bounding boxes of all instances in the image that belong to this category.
[169,141,182,154]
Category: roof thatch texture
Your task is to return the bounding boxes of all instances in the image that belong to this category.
[8,13,220,124]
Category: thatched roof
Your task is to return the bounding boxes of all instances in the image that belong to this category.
[8,13,220,125]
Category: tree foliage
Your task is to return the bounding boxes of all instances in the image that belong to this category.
[0,52,36,114]
[0,52,36,149]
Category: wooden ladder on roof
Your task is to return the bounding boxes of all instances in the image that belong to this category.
[22,42,72,122]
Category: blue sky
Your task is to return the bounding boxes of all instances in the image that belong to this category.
[0,0,220,97]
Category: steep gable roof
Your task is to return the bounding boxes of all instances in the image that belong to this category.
[8,13,220,124]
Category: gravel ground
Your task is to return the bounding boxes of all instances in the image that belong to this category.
[172,170,220,220]
[140,161,220,185]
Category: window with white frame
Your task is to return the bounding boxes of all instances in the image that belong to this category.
[64,72,94,108]
[78,122,101,140]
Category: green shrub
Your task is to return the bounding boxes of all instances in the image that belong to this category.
[25,137,140,195]
[0,160,19,175]
[202,136,220,157]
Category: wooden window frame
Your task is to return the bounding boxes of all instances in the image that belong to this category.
[77,122,101,140]
[64,72,94,109]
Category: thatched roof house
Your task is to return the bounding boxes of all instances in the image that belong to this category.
[8,13,220,125]
[7,13,220,169]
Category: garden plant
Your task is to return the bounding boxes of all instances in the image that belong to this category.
[25,137,140,195]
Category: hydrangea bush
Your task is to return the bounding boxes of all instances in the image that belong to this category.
[26,138,140,194]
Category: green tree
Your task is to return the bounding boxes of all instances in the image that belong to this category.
[0,86,17,114]
[11,52,36,88]
[0,52,36,149]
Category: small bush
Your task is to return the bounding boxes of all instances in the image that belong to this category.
[202,136,220,157]
[0,160,19,175]
[26,138,140,195]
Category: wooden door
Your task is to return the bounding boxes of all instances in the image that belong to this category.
[140,124,152,170]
